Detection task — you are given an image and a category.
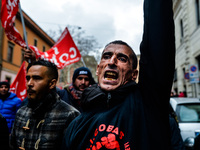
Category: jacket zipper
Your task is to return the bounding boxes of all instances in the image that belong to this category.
[107,93,111,108]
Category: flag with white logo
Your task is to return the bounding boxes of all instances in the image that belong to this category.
[10,61,27,100]
[29,27,81,69]
[1,0,26,48]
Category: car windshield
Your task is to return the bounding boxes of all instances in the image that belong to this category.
[177,103,200,123]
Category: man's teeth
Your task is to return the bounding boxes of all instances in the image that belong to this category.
[105,78,116,81]
[106,72,116,76]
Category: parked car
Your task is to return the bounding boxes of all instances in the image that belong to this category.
[170,97,200,141]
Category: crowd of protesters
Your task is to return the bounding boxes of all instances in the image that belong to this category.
[0,61,94,149]
[0,0,195,149]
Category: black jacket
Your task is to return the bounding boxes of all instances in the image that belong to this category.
[56,87,82,111]
[0,113,9,150]
[10,93,80,150]
[62,0,175,149]
[169,114,185,150]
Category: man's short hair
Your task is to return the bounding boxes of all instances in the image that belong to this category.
[103,40,138,70]
[27,59,58,81]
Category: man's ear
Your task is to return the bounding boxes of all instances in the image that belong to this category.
[132,69,138,81]
[96,65,99,76]
[49,79,57,90]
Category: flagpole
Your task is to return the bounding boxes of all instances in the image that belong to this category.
[18,2,31,63]
[81,57,86,67]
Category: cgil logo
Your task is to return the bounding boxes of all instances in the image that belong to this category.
[6,0,18,13]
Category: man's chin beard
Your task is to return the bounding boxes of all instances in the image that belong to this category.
[27,97,43,108]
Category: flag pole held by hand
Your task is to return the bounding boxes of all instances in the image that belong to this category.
[18,2,31,63]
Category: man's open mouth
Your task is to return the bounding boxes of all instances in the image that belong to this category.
[104,71,118,81]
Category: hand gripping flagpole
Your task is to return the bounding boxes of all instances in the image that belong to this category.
[18,2,31,63]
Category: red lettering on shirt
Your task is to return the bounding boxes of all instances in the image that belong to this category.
[112,127,119,135]
[99,124,106,132]
[124,142,130,150]
[106,125,114,132]
[119,131,124,139]
[86,124,130,150]
[94,129,98,136]
[90,139,93,144]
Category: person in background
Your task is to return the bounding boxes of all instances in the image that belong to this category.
[61,0,175,149]
[169,104,185,150]
[194,133,200,150]
[0,113,9,150]
[23,49,95,112]
[170,91,174,97]
[10,59,80,150]
[57,66,96,111]
[178,91,185,97]
[0,81,21,133]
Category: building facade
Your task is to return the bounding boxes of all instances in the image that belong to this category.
[173,0,200,98]
[0,7,55,84]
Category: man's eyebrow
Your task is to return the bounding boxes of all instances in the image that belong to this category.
[117,53,129,59]
[26,75,42,78]
[102,51,113,55]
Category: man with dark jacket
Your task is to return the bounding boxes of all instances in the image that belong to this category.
[169,104,185,150]
[62,0,175,149]
[169,115,185,150]
[10,59,80,150]
[57,67,96,111]
[0,81,21,133]
[194,133,200,150]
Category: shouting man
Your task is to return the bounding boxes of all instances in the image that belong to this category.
[62,0,175,149]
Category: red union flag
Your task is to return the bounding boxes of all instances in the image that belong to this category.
[29,27,82,69]
[1,0,26,47]
[10,61,27,101]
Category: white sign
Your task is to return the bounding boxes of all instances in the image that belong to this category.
[190,78,199,83]
[189,64,199,78]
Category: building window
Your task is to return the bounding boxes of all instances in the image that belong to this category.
[174,69,177,82]
[5,76,11,85]
[43,46,46,52]
[34,39,37,47]
[182,68,186,81]
[196,0,200,26]
[21,49,25,64]
[180,19,184,42]
[7,42,14,63]
[196,55,200,71]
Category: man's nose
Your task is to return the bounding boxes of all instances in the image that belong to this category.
[110,55,117,64]
[80,79,86,84]
[108,55,117,67]
[27,79,33,86]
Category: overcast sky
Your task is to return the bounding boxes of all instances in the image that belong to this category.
[20,0,144,55]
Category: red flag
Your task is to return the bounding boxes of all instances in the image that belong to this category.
[10,61,27,101]
[1,0,26,47]
[1,1,81,69]
[29,27,81,69]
